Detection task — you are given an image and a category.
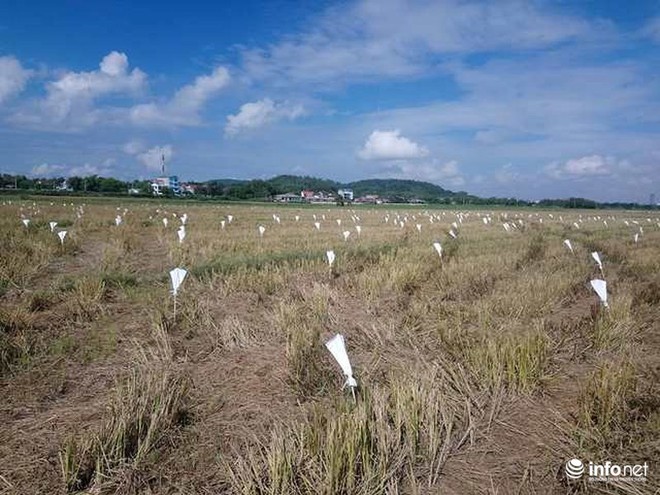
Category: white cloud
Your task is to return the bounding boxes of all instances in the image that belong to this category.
[31,161,112,177]
[224,98,305,136]
[358,129,428,160]
[240,0,594,87]
[494,163,522,184]
[0,55,32,104]
[130,66,230,126]
[68,162,113,176]
[11,51,146,128]
[44,51,145,123]
[123,141,173,172]
[122,139,145,155]
[133,145,174,171]
[379,158,465,188]
[31,163,65,177]
[545,155,614,179]
[641,16,660,43]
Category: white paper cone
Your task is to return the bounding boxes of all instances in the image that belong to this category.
[326,250,335,267]
[258,225,266,237]
[355,225,361,236]
[342,230,350,241]
[325,334,357,389]
[227,215,233,223]
[162,218,168,227]
[57,231,67,244]
[433,241,442,259]
[177,226,186,243]
[49,221,57,232]
[564,239,574,253]
[22,219,30,228]
[314,222,321,230]
[590,279,608,307]
[591,251,603,271]
[170,267,187,296]
[115,215,122,226]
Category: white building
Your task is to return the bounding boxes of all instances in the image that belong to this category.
[151,176,180,195]
[338,188,354,201]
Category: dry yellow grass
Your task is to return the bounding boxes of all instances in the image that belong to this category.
[0,197,658,494]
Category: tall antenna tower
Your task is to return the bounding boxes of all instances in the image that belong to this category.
[161,153,166,176]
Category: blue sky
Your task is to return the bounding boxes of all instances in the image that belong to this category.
[1,0,659,202]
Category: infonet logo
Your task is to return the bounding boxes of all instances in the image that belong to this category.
[565,459,649,482]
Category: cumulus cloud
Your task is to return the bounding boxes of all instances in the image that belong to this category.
[224,98,305,136]
[358,130,429,160]
[131,67,230,126]
[122,139,145,155]
[44,51,145,122]
[68,162,113,176]
[376,158,465,187]
[31,161,112,177]
[12,51,145,128]
[123,140,173,171]
[0,55,32,104]
[545,154,614,179]
[134,145,174,171]
[31,163,65,177]
[494,163,522,184]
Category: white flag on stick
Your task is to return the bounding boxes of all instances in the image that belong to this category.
[326,250,335,268]
[433,241,442,259]
[590,279,608,307]
[591,251,603,273]
[564,239,574,254]
[49,221,58,232]
[169,267,187,318]
[57,231,67,244]
[170,267,187,296]
[325,334,357,393]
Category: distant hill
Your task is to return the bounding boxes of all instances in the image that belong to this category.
[347,179,456,200]
[205,174,461,201]
[266,175,341,193]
